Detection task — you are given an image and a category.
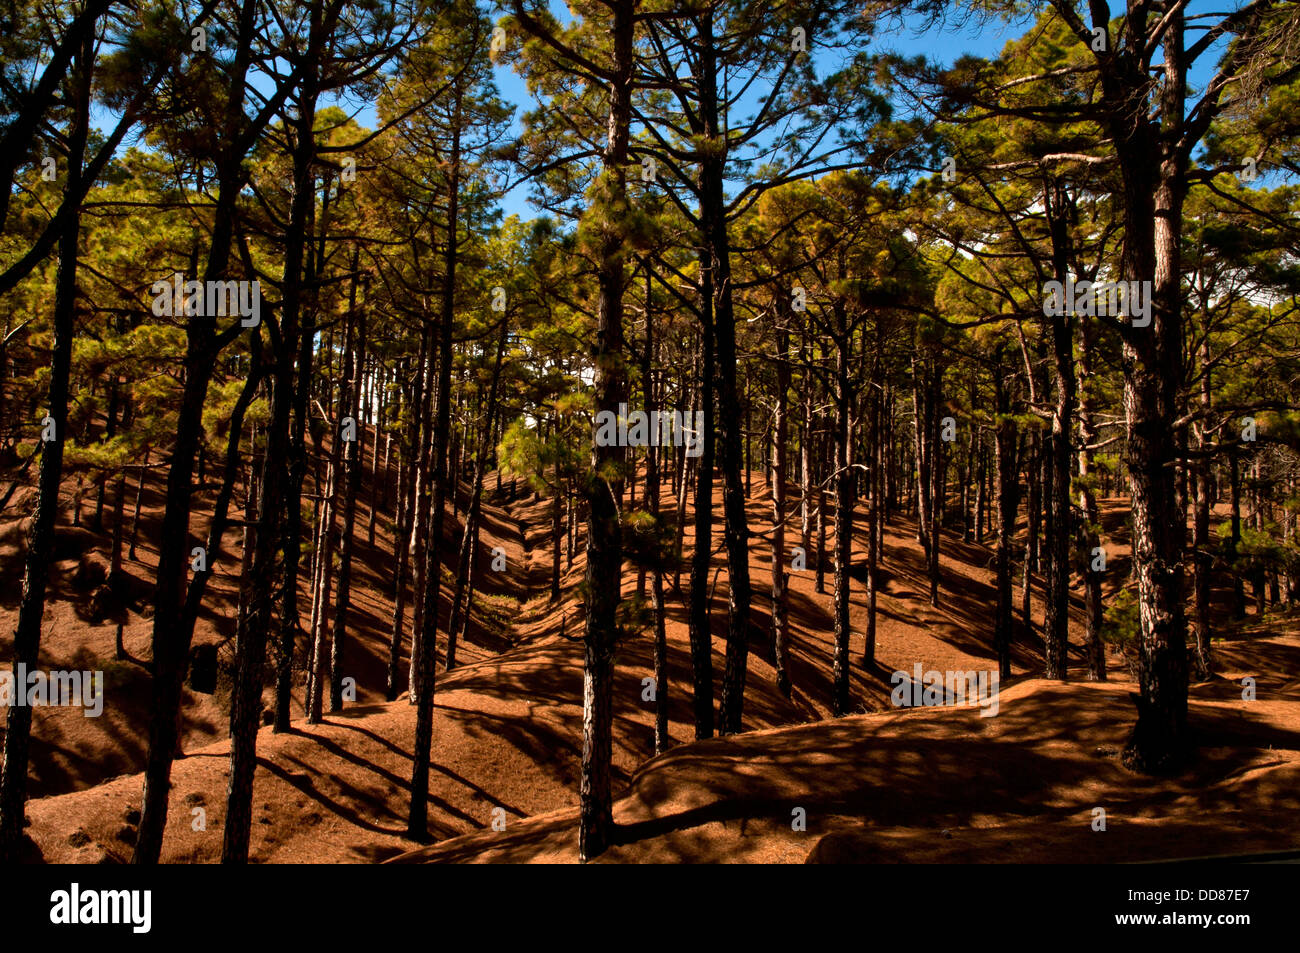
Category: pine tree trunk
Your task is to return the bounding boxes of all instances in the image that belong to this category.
[1078,317,1105,681]
[551,486,562,600]
[993,373,1019,680]
[865,372,882,664]
[136,0,261,862]
[574,0,632,860]
[408,89,464,840]
[645,283,671,752]
[928,373,942,608]
[307,464,335,722]
[222,342,293,864]
[110,472,127,580]
[688,312,715,738]
[913,360,930,555]
[815,485,827,594]
[330,300,366,712]
[368,361,383,546]
[831,319,855,716]
[1044,303,1075,681]
[223,43,323,860]
[1115,15,1190,771]
[387,367,418,699]
[674,357,695,594]
[129,450,148,560]
[703,59,753,736]
[447,320,508,671]
[1229,446,1244,619]
[0,39,88,858]
[408,325,435,702]
[1022,431,1040,628]
[800,339,812,556]
[771,326,791,699]
[272,191,321,730]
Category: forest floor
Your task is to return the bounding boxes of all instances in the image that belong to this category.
[2,465,1297,863]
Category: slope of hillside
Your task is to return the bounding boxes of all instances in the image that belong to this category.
[392,659,1300,864]
[7,455,1294,864]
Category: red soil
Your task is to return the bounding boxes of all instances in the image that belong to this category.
[3,460,1296,863]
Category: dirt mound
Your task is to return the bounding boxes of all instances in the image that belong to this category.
[391,673,1300,864]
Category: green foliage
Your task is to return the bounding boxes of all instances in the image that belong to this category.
[621,507,679,574]
[1101,587,1141,653]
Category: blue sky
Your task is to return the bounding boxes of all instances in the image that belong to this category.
[486,5,1033,219]
[92,2,1239,216]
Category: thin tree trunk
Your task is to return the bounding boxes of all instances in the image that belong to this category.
[136,0,261,864]
[0,37,89,858]
[645,275,670,751]
[815,484,827,594]
[447,320,508,671]
[993,372,1019,680]
[865,366,882,665]
[1022,430,1040,628]
[307,464,331,705]
[771,325,791,698]
[223,38,325,860]
[330,282,366,712]
[1078,316,1105,681]
[688,312,715,738]
[831,319,855,716]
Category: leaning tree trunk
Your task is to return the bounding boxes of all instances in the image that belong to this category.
[0,38,88,859]
[307,427,340,722]
[222,334,293,864]
[273,170,330,731]
[135,0,261,864]
[222,44,322,861]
